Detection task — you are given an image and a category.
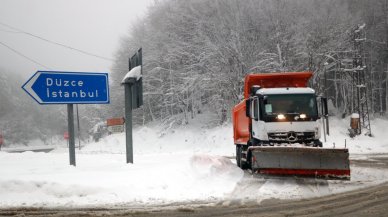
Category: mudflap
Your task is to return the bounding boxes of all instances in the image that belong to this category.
[250,146,350,180]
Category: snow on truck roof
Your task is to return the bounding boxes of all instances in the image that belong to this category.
[256,87,315,95]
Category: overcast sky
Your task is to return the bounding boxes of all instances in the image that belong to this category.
[0,0,153,80]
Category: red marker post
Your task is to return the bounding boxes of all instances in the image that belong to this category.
[64,131,69,147]
[0,133,3,151]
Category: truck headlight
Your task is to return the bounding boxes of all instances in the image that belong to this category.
[277,114,286,120]
[300,114,306,119]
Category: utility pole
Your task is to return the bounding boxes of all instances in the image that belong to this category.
[386,0,388,50]
[324,62,329,135]
[76,105,81,150]
[353,24,372,136]
[385,0,388,114]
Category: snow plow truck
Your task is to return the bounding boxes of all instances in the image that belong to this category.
[233,72,350,180]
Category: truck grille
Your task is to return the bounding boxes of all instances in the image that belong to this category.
[268,132,315,143]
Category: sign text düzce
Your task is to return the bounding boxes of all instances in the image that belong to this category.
[46,78,98,98]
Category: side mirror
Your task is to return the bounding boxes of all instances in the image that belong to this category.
[245,98,251,117]
[253,99,259,121]
[251,97,259,121]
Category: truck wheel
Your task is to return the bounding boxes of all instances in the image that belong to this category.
[240,146,250,170]
[236,145,241,168]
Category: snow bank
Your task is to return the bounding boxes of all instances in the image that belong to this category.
[79,123,234,156]
[0,151,242,207]
[190,154,243,180]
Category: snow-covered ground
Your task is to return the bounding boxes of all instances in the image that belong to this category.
[324,117,388,155]
[1,114,388,208]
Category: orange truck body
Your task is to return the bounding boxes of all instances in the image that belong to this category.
[232,71,350,180]
[233,72,313,145]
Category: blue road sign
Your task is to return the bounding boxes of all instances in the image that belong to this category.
[22,71,109,104]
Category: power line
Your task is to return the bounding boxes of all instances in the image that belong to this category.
[0,41,51,69]
[0,22,114,62]
[0,28,21,33]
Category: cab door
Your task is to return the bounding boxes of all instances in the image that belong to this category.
[250,97,268,142]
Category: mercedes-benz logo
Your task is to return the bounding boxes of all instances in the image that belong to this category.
[287,132,297,142]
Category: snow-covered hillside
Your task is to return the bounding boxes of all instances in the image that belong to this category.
[1,115,388,208]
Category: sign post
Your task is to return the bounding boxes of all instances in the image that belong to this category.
[67,104,76,166]
[125,84,133,163]
[122,48,143,164]
[22,71,109,166]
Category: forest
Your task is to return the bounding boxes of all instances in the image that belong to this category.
[1,0,387,144]
[111,0,388,126]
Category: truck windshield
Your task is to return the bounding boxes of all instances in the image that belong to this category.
[263,94,318,117]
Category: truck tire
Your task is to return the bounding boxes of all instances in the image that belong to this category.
[240,145,250,169]
[236,145,241,168]
[313,140,323,147]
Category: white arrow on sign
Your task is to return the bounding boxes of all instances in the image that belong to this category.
[22,71,44,104]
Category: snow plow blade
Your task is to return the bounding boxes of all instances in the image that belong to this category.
[250,146,350,180]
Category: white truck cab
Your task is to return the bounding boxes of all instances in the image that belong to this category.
[247,86,326,147]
